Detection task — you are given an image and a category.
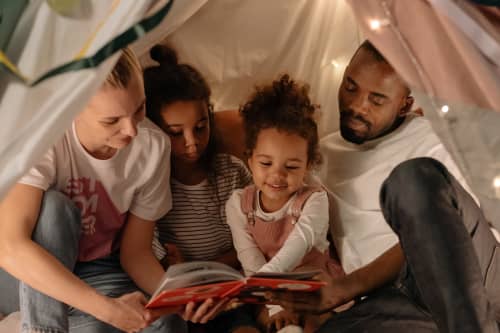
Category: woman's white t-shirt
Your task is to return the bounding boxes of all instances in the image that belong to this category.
[19,118,172,262]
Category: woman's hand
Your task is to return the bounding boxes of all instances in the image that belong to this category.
[100,291,150,333]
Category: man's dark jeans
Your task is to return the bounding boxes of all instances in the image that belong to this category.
[318,157,500,333]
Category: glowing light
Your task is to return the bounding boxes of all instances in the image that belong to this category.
[494,176,500,188]
[441,105,449,113]
[331,60,339,68]
[369,19,390,31]
[369,19,382,30]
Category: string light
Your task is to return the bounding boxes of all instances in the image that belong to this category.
[441,105,449,113]
[494,176,500,188]
[369,20,381,30]
[368,19,389,31]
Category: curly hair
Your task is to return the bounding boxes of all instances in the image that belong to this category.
[240,74,322,166]
[143,44,216,175]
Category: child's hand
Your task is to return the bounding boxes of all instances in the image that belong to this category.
[160,243,184,268]
[181,298,232,324]
[267,309,300,333]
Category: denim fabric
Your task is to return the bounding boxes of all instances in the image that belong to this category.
[0,190,187,333]
[318,158,499,333]
[188,303,260,333]
[381,158,499,332]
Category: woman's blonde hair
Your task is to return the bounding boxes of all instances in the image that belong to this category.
[105,47,142,88]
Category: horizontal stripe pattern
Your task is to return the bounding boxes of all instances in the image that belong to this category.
[155,154,252,261]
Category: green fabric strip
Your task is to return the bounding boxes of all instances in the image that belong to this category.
[0,0,29,50]
[0,0,174,86]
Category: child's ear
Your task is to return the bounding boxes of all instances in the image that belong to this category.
[247,156,255,173]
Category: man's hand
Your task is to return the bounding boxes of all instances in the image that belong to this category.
[181,298,231,324]
[265,272,354,315]
[267,245,404,316]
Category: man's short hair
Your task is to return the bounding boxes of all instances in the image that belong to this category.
[358,40,388,63]
[105,47,142,89]
[356,40,411,94]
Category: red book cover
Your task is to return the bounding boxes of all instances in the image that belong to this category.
[145,261,325,309]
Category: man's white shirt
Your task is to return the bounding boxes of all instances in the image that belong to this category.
[319,114,474,273]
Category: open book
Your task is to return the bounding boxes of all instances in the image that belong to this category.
[146,261,325,309]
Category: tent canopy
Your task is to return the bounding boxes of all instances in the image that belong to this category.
[0,0,499,227]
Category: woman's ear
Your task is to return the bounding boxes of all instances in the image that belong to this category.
[399,95,414,117]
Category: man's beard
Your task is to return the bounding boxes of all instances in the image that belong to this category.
[339,111,371,144]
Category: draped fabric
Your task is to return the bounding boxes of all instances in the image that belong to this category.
[0,0,195,199]
[153,0,362,136]
[346,0,500,229]
[0,0,499,231]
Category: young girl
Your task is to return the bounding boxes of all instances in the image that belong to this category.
[143,44,261,333]
[226,75,344,333]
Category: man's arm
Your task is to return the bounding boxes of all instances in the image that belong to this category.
[333,243,404,304]
[268,243,404,313]
[0,184,149,331]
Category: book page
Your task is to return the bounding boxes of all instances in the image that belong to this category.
[231,276,326,304]
[252,270,321,280]
[151,261,244,299]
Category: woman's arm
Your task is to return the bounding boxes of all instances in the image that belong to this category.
[120,213,165,296]
[0,184,148,331]
[119,212,246,325]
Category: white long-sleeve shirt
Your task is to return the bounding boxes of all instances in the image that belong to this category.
[226,188,330,276]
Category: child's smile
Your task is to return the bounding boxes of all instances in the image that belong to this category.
[248,128,309,212]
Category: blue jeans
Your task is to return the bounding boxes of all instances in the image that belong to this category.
[318,158,500,333]
[0,190,187,333]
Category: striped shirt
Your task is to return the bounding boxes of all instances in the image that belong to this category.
[153,154,252,261]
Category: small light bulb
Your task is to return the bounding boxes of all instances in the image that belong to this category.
[369,19,382,30]
[441,105,449,113]
[493,176,500,188]
[331,60,339,68]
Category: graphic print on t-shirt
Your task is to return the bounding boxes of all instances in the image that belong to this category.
[63,177,126,262]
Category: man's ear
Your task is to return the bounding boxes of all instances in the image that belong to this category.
[399,96,414,117]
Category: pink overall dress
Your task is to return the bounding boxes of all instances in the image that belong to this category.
[240,185,345,278]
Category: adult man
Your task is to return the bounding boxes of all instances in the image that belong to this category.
[270,41,500,333]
